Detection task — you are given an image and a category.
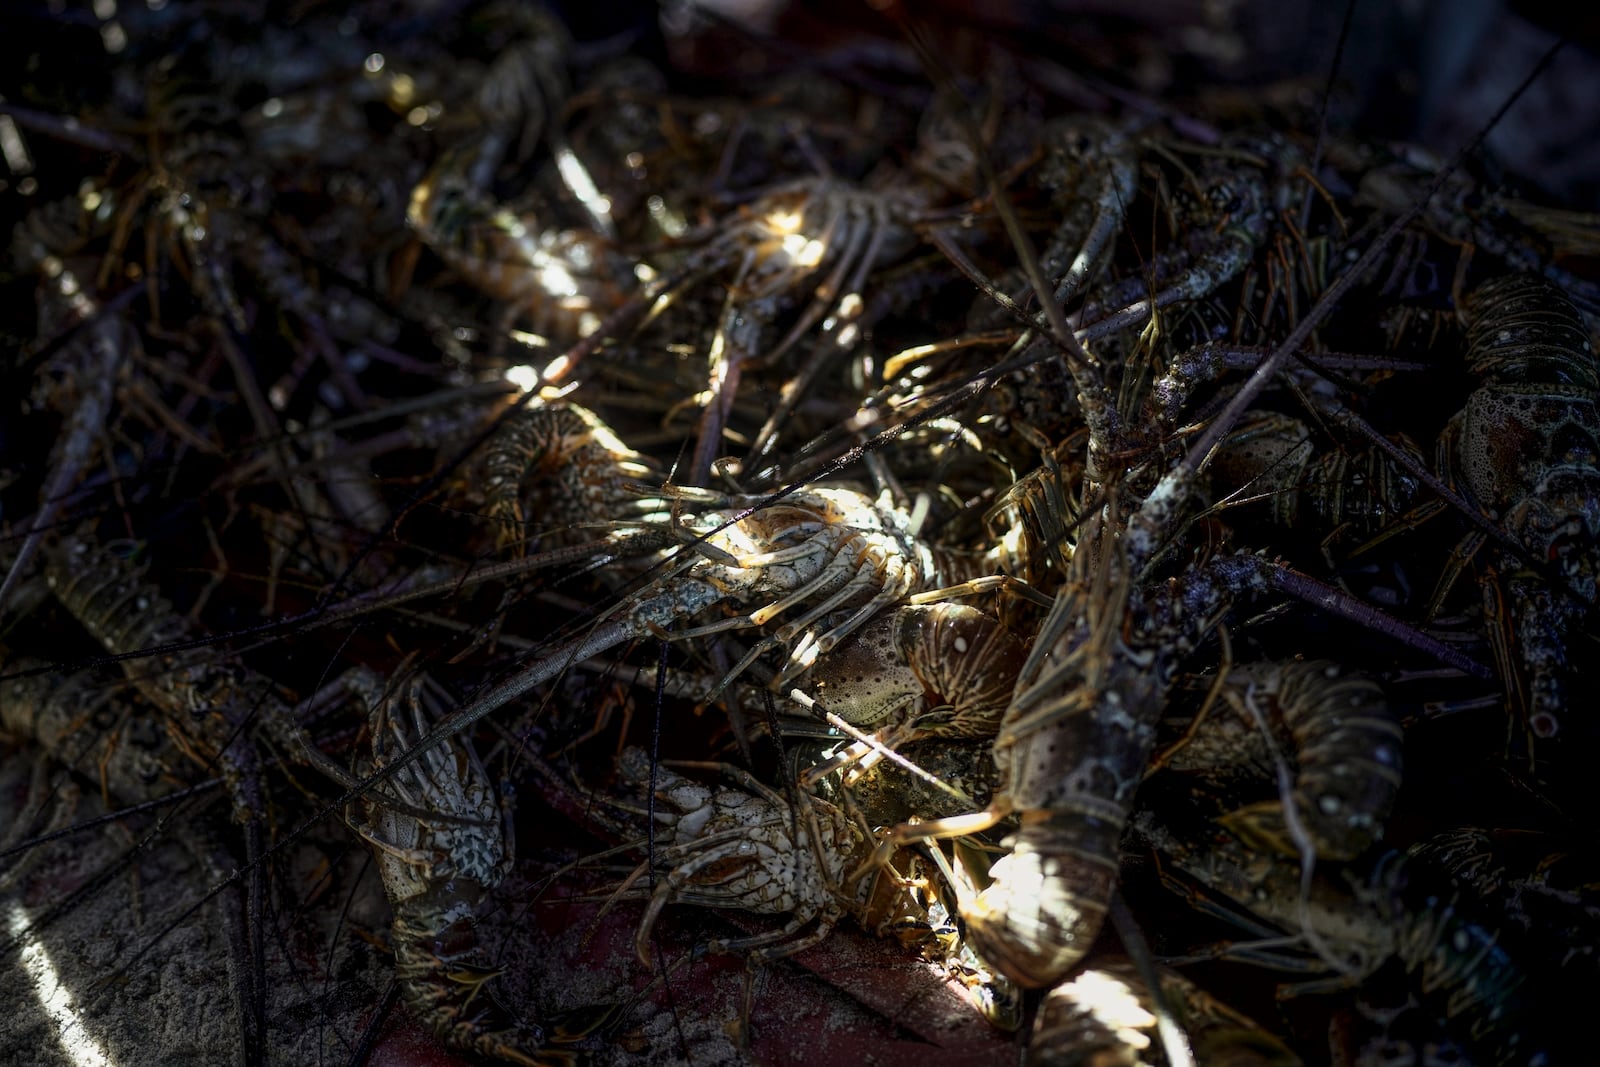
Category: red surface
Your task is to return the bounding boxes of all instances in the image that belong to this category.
[358,857,1014,1066]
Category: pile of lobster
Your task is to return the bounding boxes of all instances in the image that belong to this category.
[1,2,1596,1064]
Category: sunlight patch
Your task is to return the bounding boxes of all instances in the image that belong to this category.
[7,901,114,1067]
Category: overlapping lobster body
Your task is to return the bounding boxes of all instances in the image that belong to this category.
[1436,274,1600,741]
[349,675,557,1066]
